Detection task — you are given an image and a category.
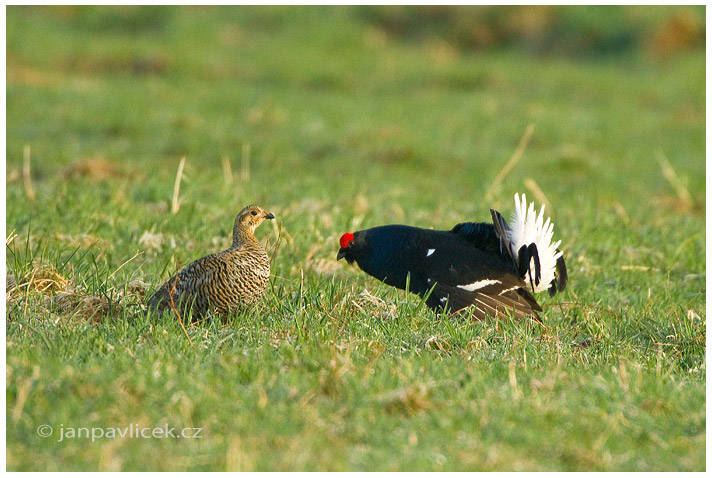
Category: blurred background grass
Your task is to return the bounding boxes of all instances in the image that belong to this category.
[6,5,706,471]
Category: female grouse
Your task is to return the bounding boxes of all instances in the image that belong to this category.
[146,205,274,320]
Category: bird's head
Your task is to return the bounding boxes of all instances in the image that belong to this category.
[337,231,357,264]
[336,225,411,287]
[235,205,275,234]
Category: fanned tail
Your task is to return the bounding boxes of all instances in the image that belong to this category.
[491,193,566,295]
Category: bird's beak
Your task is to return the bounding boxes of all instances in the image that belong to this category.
[336,248,347,261]
[265,212,275,220]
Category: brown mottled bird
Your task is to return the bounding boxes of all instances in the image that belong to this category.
[146,205,275,320]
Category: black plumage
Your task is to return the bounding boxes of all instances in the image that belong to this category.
[337,195,567,321]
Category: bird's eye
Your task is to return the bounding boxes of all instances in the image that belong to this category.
[251,211,257,216]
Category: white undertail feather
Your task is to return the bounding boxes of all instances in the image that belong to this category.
[508,193,562,293]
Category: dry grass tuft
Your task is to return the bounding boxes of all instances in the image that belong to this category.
[14,264,70,295]
[54,279,148,322]
[139,230,168,252]
[378,382,433,415]
[55,233,112,250]
[352,289,397,320]
[422,335,452,354]
[7,259,149,322]
[7,263,72,318]
[651,194,700,214]
[55,292,112,322]
[61,157,131,181]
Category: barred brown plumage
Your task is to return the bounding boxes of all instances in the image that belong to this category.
[146,205,275,320]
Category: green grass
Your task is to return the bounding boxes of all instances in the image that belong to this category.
[6,6,705,471]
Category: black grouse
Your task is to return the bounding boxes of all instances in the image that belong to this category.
[146,205,274,320]
[337,194,567,321]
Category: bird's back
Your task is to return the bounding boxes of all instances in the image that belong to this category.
[337,194,566,321]
[147,242,270,319]
[352,225,504,288]
[348,223,541,320]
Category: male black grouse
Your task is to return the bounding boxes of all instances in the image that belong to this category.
[337,194,567,321]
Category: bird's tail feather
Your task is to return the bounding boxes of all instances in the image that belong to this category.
[548,251,568,296]
[508,193,563,293]
[492,194,565,294]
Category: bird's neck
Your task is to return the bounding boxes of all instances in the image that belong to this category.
[231,226,258,249]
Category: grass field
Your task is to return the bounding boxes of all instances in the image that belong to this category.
[6,6,706,471]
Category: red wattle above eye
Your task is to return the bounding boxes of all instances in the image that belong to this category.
[340,232,354,249]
